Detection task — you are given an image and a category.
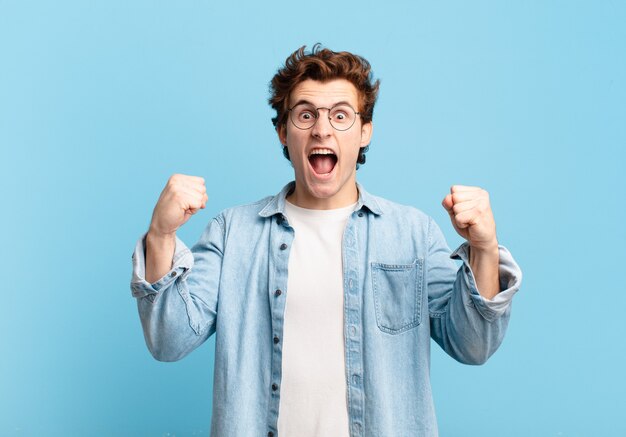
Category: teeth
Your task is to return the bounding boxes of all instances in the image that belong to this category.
[309,148,335,157]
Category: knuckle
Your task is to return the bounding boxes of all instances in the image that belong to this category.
[171,191,186,203]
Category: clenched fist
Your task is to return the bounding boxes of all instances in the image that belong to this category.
[441,185,498,252]
[149,174,208,237]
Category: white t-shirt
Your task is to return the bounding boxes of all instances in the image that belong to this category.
[277,200,356,437]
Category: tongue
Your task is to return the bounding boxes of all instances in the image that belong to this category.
[310,155,336,174]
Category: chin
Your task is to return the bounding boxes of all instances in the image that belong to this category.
[308,185,340,200]
[302,177,338,197]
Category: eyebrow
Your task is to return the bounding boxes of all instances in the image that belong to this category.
[291,99,355,108]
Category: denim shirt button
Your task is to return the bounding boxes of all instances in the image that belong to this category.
[273,336,279,344]
[352,374,361,385]
[271,383,278,391]
[280,243,288,250]
[268,432,274,437]
[274,289,282,297]
[170,271,177,278]
[358,211,364,217]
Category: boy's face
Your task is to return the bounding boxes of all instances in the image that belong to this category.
[277,79,373,209]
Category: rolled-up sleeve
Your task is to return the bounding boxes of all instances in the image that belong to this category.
[131,234,194,298]
[427,217,522,365]
[449,242,522,321]
[130,216,225,362]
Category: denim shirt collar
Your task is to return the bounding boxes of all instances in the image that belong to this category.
[258,181,384,218]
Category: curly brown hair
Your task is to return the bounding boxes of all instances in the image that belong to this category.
[268,44,380,167]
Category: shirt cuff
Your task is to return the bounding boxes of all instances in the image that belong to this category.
[130,232,194,299]
[450,242,523,320]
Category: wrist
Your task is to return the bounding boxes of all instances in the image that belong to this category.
[147,227,176,244]
[469,240,499,259]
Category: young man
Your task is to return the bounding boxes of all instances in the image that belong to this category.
[131,45,522,437]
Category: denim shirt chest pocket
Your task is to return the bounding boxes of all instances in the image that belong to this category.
[371,259,424,334]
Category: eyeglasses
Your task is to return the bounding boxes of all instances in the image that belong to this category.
[287,103,360,131]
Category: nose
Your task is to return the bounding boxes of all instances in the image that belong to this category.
[311,108,333,139]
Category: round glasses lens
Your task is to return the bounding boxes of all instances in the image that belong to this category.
[328,104,356,131]
[290,104,317,129]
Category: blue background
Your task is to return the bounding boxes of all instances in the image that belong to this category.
[1,1,624,436]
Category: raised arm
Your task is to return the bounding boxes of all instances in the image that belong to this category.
[131,174,222,362]
[428,185,522,364]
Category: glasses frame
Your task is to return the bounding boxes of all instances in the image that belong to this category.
[287,103,361,132]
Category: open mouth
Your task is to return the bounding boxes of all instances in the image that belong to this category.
[308,148,338,175]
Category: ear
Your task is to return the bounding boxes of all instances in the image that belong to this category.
[277,123,287,146]
[360,121,373,148]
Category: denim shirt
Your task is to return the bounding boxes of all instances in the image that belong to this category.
[130,182,522,437]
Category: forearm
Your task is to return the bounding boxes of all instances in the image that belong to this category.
[469,243,500,300]
[131,224,219,362]
[430,240,509,364]
[428,218,521,364]
[145,230,176,283]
